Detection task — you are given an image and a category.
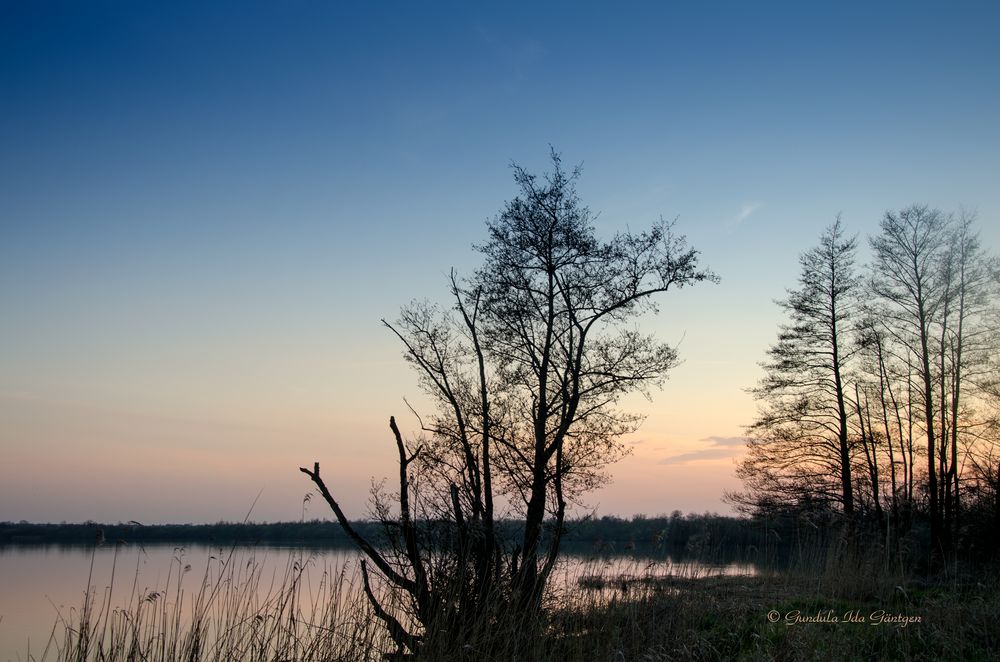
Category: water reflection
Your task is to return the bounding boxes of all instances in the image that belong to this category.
[0,544,755,660]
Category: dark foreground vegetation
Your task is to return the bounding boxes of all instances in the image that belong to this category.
[15,529,1000,661]
[8,512,1000,660]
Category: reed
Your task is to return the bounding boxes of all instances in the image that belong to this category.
[30,543,1000,661]
[40,545,393,661]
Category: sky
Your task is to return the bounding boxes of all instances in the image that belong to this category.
[2,1,999,523]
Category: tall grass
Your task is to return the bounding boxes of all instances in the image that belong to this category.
[39,545,394,661]
[25,541,1000,661]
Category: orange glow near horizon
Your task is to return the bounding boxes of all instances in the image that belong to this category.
[3,2,998,525]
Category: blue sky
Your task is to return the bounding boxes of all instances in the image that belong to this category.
[2,1,998,522]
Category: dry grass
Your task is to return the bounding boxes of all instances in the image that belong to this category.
[38,546,394,661]
[24,543,1000,661]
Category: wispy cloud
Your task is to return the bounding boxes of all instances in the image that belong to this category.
[659,435,747,465]
[702,436,746,447]
[727,201,763,230]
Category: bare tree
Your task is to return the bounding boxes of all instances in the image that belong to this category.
[854,312,913,531]
[934,211,1000,550]
[869,205,952,558]
[302,152,716,656]
[733,205,999,563]
[732,218,859,520]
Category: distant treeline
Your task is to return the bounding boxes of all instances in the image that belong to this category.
[0,519,368,547]
[0,512,807,560]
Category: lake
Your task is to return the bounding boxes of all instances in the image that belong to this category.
[0,543,755,661]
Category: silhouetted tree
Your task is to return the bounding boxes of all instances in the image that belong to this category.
[735,205,999,564]
[732,219,859,519]
[302,151,716,656]
[869,205,953,559]
[864,207,1000,560]
[854,311,915,534]
[934,212,999,550]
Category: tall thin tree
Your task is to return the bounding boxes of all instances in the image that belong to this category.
[869,204,949,559]
[734,218,859,518]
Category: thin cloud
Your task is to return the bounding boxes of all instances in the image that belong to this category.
[727,201,763,230]
[703,436,746,447]
[659,435,747,465]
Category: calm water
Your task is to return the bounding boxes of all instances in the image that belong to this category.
[0,544,754,660]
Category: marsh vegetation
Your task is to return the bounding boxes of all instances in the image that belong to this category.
[4,534,997,662]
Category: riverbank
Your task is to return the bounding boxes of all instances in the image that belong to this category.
[543,568,999,661]
[6,541,997,661]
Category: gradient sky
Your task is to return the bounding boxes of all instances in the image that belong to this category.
[2,1,999,523]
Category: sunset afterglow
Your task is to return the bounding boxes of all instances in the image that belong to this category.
[2,2,998,524]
